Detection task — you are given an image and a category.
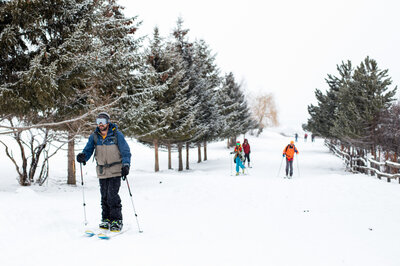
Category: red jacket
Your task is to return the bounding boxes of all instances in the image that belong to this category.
[243,142,250,154]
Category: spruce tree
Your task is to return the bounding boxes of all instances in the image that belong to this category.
[305,61,352,138]
[169,17,198,170]
[120,27,185,171]
[217,72,255,146]
[0,0,141,184]
[191,39,221,161]
[332,57,396,147]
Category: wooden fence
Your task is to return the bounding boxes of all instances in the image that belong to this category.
[325,140,400,184]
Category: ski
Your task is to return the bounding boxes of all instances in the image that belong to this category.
[85,229,95,237]
[84,228,107,237]
[97,227,130,239]
[85,226,130,239]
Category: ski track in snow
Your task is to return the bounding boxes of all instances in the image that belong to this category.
[1,130,400,266]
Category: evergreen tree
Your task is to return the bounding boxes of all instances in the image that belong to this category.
[0,0,141,184]
[332,57,396,147]
[305,61,352,138]
[376,102,400,154]
[217,72,255,146]
[190,39,221,161]
[120,26,186,171]
[169,17,198,170]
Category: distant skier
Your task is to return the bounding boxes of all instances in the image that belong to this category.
[282,141,299,178]
[304,133,308,142]
[242,138,251,168]
[77,112,131,232]
[311,133,315,142]
[231,141,245,175]
[295,133,298,142]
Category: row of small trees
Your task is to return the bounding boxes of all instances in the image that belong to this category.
[119,21,258,173]
[0,0,260,185]
[304,56,399,164]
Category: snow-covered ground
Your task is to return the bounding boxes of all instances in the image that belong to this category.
[1,130,400,266]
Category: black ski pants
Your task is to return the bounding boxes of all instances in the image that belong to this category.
[99,176,122,221]
[285,159,294,176]
[243,153,250,163]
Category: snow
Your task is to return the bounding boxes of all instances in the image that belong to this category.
[1,130,400,266]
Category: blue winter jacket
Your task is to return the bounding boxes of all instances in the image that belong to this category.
[81,123,131,167]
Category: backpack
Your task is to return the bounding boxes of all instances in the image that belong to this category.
[92,129,118,146]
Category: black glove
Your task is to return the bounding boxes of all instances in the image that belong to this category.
[121,165,130,179]
[77,153,86,165]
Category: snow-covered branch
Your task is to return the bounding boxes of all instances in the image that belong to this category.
[0,94,126,132]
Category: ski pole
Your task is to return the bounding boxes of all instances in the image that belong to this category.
[277,157,284,177]
[79,162,88,226]
[230,153,233,176]
[124,175,143,233]
[296,155,300,177]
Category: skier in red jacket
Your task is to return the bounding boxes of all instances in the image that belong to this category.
[242,138,251,168]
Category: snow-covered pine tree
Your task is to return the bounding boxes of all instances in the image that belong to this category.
[190,39,221,162]
[54,0,141,184]
[169,17,198,170]
[120,26,183,172]
[217,72,255,147]
[0,0,141,184]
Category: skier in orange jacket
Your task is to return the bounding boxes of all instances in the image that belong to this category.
[282,141,299,178]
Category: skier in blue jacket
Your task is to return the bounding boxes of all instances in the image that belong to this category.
[77,112,131,232]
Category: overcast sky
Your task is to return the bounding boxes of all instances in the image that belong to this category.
[118,0,400,131]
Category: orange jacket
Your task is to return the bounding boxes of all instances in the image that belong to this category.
[283,144,298,160]
[234,145,242,153]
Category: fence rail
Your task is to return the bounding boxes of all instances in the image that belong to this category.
[325,140,400,184]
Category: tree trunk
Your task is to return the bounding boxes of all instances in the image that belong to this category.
[203,140,207,161]
[229,136,237,147]
[186,142,190,170]
[178,143,183,171]
[197,143,201,163]
[67,132,76,185]
[154,139,159,172]
[14,132,29,186]
[168,142,172,169]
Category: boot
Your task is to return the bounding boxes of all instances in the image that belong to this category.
[110,220,123,232]
[236,172,239,176]
[242,167,245,174]
[99,219,110,229]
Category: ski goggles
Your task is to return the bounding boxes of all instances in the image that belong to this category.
[96,118,108,125]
